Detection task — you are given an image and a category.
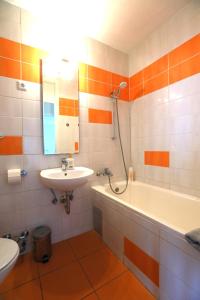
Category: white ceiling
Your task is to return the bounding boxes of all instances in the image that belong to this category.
[6,0,190,53]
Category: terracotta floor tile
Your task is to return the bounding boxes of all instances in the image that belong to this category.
[0,253,39,294]
[68,231,104,259]
[41,261,93,300]
[82,293,98,300]
[2,279,42,300]
[80,247,126,289]
[96,271,155,300]
[38,240,75,276]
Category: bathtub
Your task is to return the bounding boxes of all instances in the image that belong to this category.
[92,181,200,300]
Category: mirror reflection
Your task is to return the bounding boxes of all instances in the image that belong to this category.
[42,58,79,155]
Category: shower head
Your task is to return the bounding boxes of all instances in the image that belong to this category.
[111,81,127,99]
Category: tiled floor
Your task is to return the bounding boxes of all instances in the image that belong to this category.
[0,231,155,300]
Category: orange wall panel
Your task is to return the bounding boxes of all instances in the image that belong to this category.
[130,84,143,100]
[88,65,112,84]
[143,55,168,81]
[0,38,20,60]
[0,57,20,79]
[88,108,112,124]
[144,151,169,167]
[169,34,200,67]
[124,237,159,287]
[59,98,79,116]
[21,44,47,64]
[75,142,79,151]
[143,71,168,95]
[0,136,23,155]
[130,70,143,87]
[22,63,40,83]
[88,80,111,97]
[169,54,200,84]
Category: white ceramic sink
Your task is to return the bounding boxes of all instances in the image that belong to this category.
[40,167,94,192]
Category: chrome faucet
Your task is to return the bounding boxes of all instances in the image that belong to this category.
[96,168,113,177]
[61,158,68,171]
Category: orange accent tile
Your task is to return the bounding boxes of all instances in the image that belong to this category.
[88,108,112,124]
[88,79,111,97]
[79,77,88,93]
[169,34,200,66]
[22,63,40,83]
[0,38,20,60]
[21,44,47,64]
[169,54,200,84]
[59,98,79,116]
[144,151,169,167]
[40,262,92,300]
[111,73,128,87]
[0,253,39,294]
[59,106,75,116]
[124,237,159,287]
[75,142,79,151]
[97,271,155,300]
[0,57,20,79]
[2,279,42,300]
[83,293,99,300]
[68,230,104,259]
[80,247,126,289]
[37,240,75,276]
[130,83,143,100]
[130,70,143,87]
[88,65,112,84]
[79,62,88,78]
[143,71,168,95]
[143,55,168,81]
[0,136,23,155]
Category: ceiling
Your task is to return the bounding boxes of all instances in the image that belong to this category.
[6,0,190,53]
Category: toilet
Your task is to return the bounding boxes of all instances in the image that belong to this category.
[0,238,19,283]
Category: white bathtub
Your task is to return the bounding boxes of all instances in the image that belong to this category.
[92,181,200,300]
[92,181,200,234]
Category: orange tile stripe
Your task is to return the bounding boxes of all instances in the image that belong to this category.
[75,142,79,152]
[59,98,79,116]
[88,108,112,124]
[124,237,159,287]
[0,136,23,155]
[130,33,200,101]
[144,151,169,167]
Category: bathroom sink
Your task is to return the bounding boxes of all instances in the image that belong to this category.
[40,167,94,192]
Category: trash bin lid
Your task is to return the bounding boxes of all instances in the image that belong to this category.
[32,226,51,239]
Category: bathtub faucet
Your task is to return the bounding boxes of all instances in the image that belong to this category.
[96,168,113,177]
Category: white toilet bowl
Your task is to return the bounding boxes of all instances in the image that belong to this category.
[0,238,19,284]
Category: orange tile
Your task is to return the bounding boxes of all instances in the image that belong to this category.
[83,293,98,300]
[143,55,168,81]
[169,54,200,84]
[0,57,20,79]
[130,70,143,87]
[79,62,88,78]
[130,83,143,100]
[0,136,23,155]
[59,98,76,107]
[59,106,75,116]
[80,247,126,289]
[22,63,40,83]
[96,271,155,300]
[88,79,111,97]
[75,142,79,152]
[143,71,168,95]
[111,73,128,87]
[169,34,200,66]
[144,151,169,168]
[0,253,39,294]
[88,108,112,124]
[2,279,42,300]
[88,65,112,84]
[0,38,20,60]
[68,231,104,259]
[37,240,75,276]
[40,262,92,300]
[79,77,88,93]
[124,238,159,287]
[21,44,47,64]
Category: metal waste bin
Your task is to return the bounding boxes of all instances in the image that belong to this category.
[32,226,52,263]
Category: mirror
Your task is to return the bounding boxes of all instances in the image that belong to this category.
[42,58,79,155]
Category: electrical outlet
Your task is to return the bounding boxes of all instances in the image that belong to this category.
[16,81,27,91]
